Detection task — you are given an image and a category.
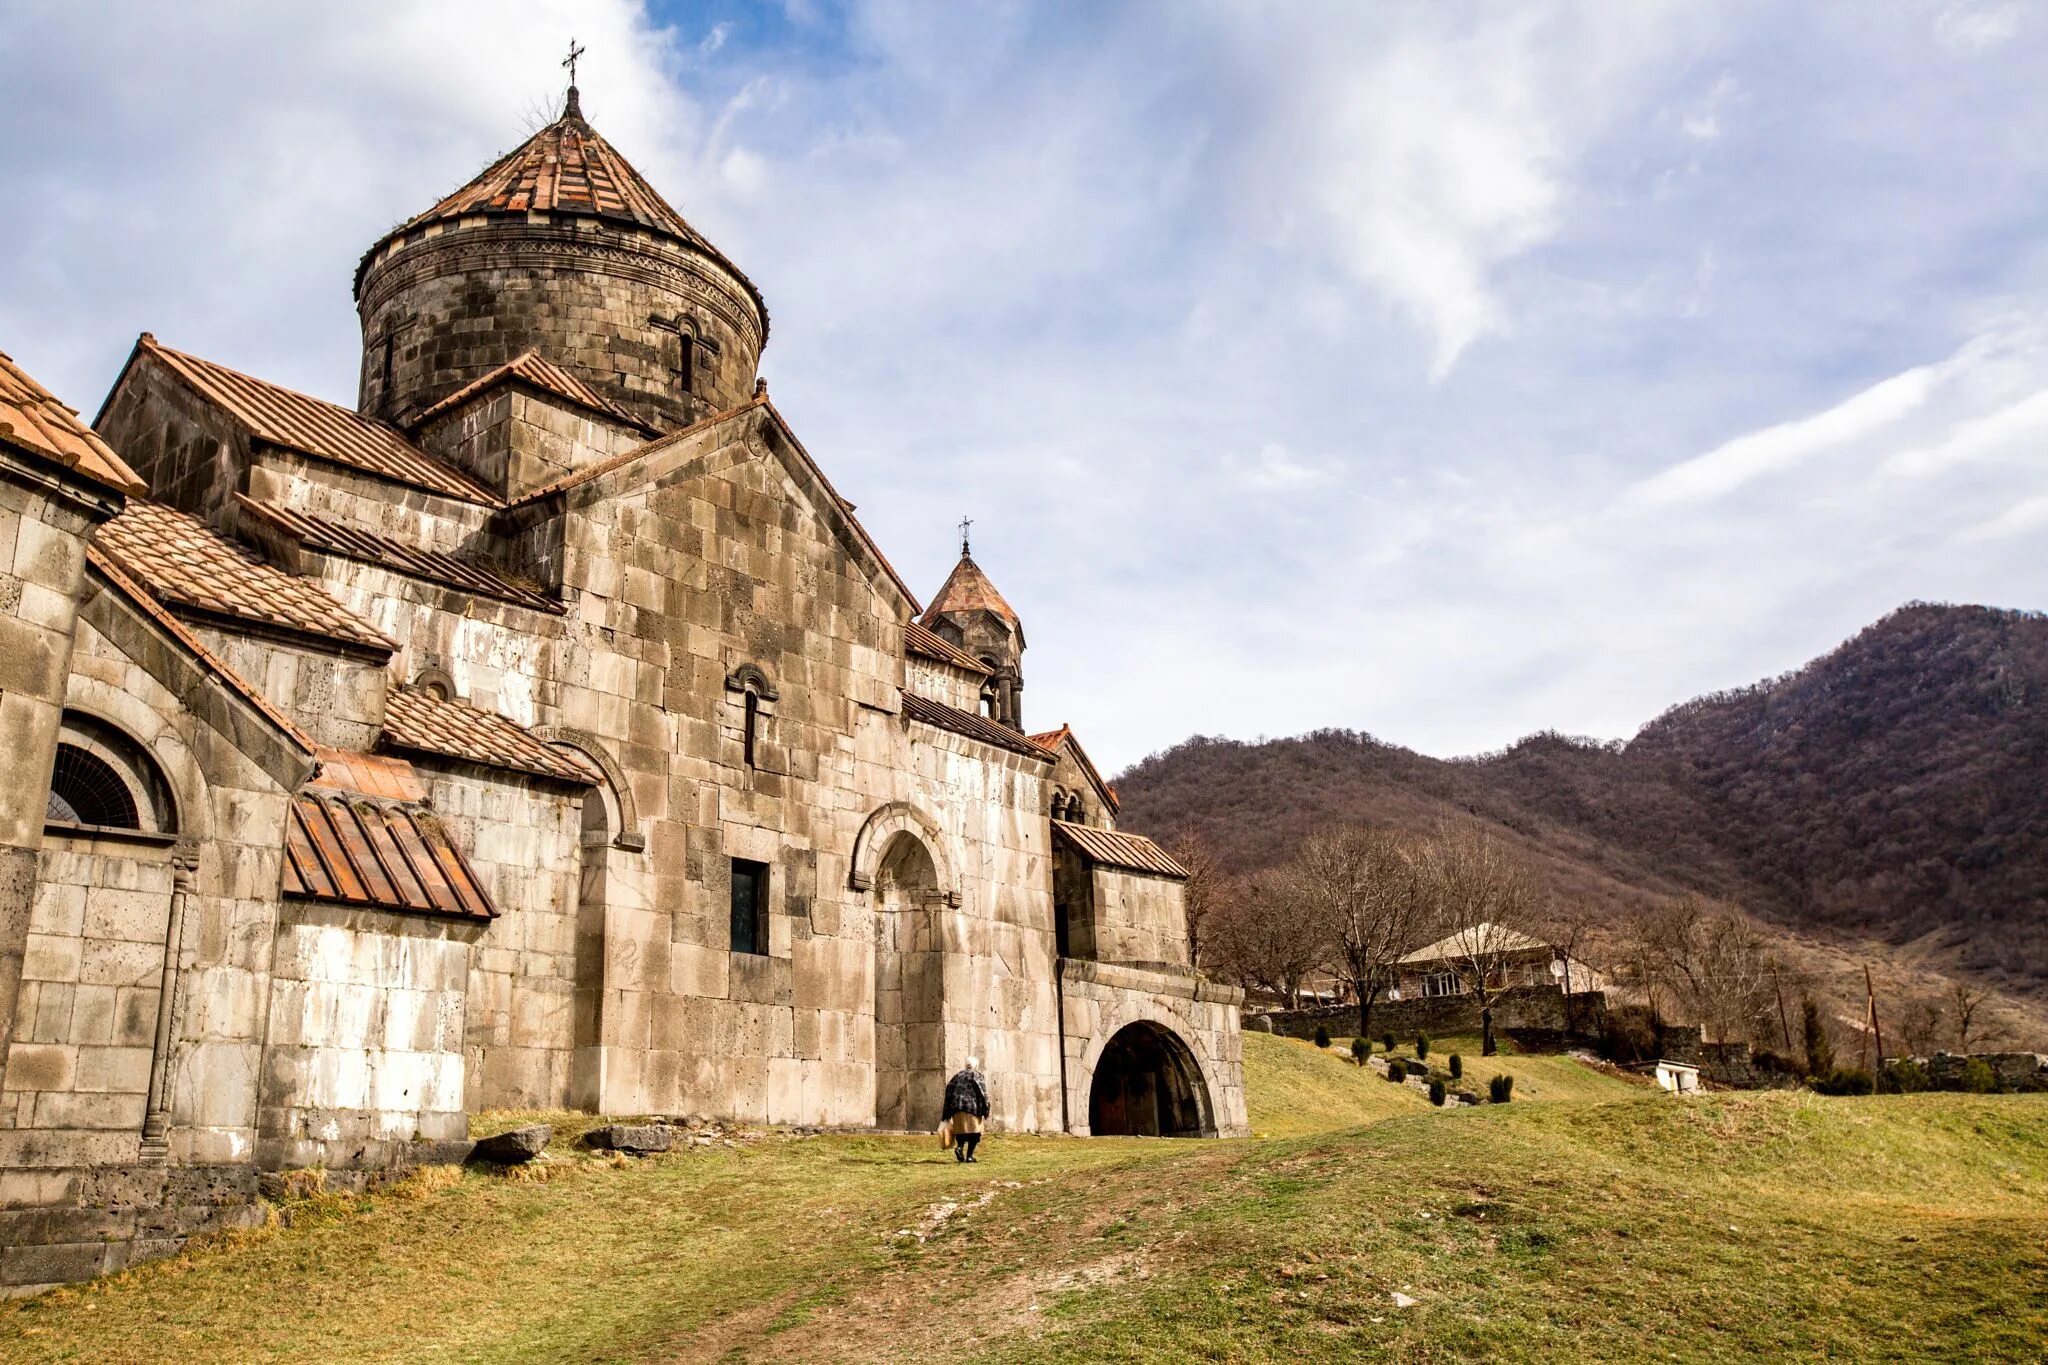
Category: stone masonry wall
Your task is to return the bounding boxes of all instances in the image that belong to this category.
[1262,986,1608,1046]
[357,217,764,434]
[1060,959,1248,1138]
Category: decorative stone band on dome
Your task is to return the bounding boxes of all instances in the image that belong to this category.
[353,91,767,337]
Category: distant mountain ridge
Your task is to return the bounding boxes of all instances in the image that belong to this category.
[1115,603,2048,1003]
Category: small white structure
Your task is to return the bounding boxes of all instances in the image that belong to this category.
[1654,1060,1702,1094]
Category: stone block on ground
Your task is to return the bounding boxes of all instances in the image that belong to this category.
[581,1123,676,1154]
[470,1125,551,1163]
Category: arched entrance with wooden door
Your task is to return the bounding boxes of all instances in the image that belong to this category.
[1087,1021,1211,1137]
[872,831,947,1132]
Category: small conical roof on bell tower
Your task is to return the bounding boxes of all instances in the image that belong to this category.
[923,553,1020,630]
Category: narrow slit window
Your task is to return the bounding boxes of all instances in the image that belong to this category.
[743,690,759,767]
[677,334,696,395]
[730,857,768,956]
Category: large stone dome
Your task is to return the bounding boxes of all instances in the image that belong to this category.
[354,87,767,434]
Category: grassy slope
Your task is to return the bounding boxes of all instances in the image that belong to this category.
[1,1045,2042,1363]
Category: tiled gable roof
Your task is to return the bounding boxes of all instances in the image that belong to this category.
[923,553,1019,629]
[900,691,1051,762]
[95,499,395,654]
[410,348,644,432]
[282,786,496,921]
[1051,820,1188,880]
[0,350,146,494]
[1029,724,1120,812]
[905,620,992,675]
[85,547,318,756]
[132,335,500,505]
[1397,924,1553,966]
[380,686,599,785]
[238,497,562,615]
[359,95,767,334]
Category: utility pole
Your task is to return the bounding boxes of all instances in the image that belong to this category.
[1772,963,1793,1052]
[1864,964,1888,1091]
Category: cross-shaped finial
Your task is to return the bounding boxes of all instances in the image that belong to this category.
[563,38,586,88]
[959,517,973,557]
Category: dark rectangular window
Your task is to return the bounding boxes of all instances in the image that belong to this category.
[677,335,696,395]
[730,857,768,955]
[743,690,759,767]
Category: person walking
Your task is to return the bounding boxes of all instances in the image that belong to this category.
[942,1056,990,1162]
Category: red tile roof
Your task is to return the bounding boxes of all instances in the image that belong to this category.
[1051,820,1188,879]
[1029,724,1120,812]
[380,686,599,785]
[359,94,766,335]
[923,553,1018,629]
[85,547,318,756]
[238,497,561,615]
[132,335,500,505]
[905,620,992,675]
[410,348,644,432]
[901,691,1051,762]
[282,787,496,920]
[0,350,146,495]
[96,499,395,654]
[511,395,763,506]
[310,747,427,802]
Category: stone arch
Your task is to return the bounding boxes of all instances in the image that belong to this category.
[849,802,961,907]
[410,666,460,700]
[871,829,948,1132]
[61,676,212,844]
[1083,1020,1216,1138]
[1072,1001,1226,1138]
[532,726,644,852]
[723,661,778,701]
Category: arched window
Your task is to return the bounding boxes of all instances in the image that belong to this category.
[743,689,760,768]
[45,714,175,834]
[724,663,777,770]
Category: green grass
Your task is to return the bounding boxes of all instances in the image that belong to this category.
[3,1046,2043,1362]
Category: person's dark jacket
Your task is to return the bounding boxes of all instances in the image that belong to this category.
[942,1068,990,1120]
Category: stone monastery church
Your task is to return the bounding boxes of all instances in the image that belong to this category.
[0,82,1244,1288]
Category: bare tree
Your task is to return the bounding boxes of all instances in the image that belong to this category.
[1420,826,1538,1056]
[1288,826,1428,1039]
[1171,834,1223,970]
[1203,869,1329,1009]
[1627,895,1774,1047]
[1947,980,1992,1051]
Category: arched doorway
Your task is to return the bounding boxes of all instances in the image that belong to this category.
[873,832,946,1132]
[1089,1022,1210,1137]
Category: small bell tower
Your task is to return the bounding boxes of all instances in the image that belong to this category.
[924,521,1025,728]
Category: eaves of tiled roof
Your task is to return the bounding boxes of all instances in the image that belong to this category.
[0,350,146,495]
[84,548,318,757]
[1051,820,1188,880]
[905,620,991,675]
[380,686,600,786]
[409,348,647,433]
[126,335,501,505]
[900,691,1052,762]
[96,499,396,656]
[238,496,562,615]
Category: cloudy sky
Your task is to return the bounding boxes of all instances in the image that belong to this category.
[4,1,2046,770]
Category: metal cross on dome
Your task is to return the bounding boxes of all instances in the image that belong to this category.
[959,517,973,556]
[563,38,586,87]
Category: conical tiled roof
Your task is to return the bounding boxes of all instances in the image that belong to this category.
[357,88,765,328]
[922,554,1019,628]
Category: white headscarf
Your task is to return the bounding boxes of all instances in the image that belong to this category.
[964,1056,981,1071]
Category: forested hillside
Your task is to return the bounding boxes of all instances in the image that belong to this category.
[1117,603,2048,1005]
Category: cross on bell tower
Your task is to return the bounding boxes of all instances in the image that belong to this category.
[562,39,586,117]
[958,517,973,557]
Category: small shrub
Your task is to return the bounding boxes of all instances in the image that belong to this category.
[1350,1036,1369,1063]
[1386,1060,1407,1083]
[1810,1067,1875,1096]
[1449,1053,1463,1079]
[1383,1032,1397,1054]
[1429,1080,1446,1107]
[1416,1034,1430,1060]
[1883,1059,1930,1093]
[1959,1058,1998,1094]
[1488,1074,1515,1104]
[1314,1025,1331,1049]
